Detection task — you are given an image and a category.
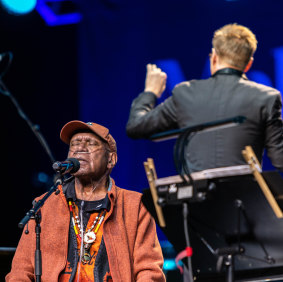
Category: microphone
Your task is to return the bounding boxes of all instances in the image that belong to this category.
[52,158,80,174]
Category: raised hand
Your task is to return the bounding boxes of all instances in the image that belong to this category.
[144,64,167,98]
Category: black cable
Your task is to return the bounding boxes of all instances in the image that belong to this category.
[174,129,196,184]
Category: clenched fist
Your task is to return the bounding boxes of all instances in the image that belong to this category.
[144,64,167,98]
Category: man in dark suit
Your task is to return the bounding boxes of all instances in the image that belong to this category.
[126,23,283,172]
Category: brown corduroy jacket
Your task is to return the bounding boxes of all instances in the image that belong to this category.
[6,179,165,281]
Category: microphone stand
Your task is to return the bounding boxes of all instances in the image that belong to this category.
[18,176,63,282]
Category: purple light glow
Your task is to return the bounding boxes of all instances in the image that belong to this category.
[36,0,82,26]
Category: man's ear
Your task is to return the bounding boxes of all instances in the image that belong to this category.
[211,48,218,64]
[210,48,218,75]
[244,57,254,73]
[107,152,117,169]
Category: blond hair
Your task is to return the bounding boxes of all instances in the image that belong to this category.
[212,23,257,70]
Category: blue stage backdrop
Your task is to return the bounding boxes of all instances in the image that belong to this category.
[1,0,283,266]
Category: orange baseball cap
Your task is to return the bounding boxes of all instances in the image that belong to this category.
[60,120,117,153]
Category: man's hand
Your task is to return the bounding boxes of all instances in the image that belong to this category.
[144,64,167,98]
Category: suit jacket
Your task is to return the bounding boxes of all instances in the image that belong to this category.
[6,179,165,282]
[126,70,283,172]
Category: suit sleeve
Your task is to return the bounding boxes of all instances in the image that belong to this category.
[264,92,283,171]
[133,202,166,282]
[126,91,178,138]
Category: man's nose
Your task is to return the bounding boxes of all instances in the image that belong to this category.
[71,142,89,153]
[76,142,88,152]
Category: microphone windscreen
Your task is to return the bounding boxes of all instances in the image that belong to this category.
[66,158,80,173]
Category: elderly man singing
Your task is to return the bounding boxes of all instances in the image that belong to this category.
[7,120,165,281]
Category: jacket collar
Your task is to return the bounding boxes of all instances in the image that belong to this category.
[212,67,246,79]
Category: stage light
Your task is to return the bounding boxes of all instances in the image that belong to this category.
[36,0,82,26]
[0,0,37,15]
[163,259,177,271]
[37,172,49,184]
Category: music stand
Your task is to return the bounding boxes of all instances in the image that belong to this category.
[142,168,283,282]
[142,117,283,282]
[143,116,246,281]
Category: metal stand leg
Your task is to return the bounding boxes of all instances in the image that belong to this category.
[225,254,234,282]
[35,212,42,282]
[183,202,194,282]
